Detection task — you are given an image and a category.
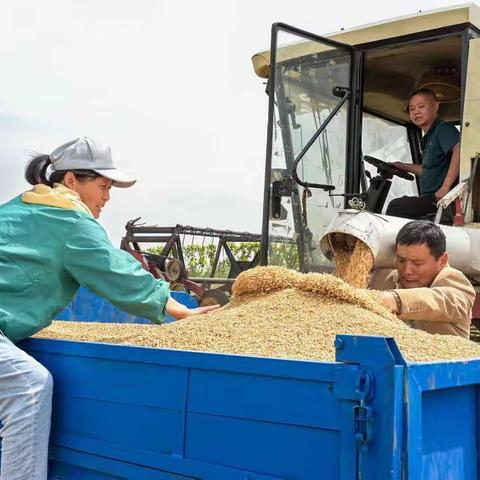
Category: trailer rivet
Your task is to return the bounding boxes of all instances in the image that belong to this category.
[465,121,470,127]
[334,338,344,350]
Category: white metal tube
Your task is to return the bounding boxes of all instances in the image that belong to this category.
[319,210,480,275]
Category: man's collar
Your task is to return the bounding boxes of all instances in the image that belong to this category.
[424,117,441,136]
[420,117,441,151]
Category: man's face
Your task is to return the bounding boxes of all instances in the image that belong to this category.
[395,242,448,288]
[408,93,439,130]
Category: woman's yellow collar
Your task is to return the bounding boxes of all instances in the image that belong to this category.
[22,183,93,217]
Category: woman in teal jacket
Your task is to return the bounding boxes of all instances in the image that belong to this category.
[0,137,217,480]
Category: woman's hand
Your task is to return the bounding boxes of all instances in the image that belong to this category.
[166,297,221,320]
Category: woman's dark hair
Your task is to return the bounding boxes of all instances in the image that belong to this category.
[395,220,446,259]
[25,154,100,187]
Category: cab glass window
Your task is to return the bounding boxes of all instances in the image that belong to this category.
[362,113,418,211]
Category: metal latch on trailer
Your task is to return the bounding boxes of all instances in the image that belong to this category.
[354,371,374,480]
[354,370,374,449]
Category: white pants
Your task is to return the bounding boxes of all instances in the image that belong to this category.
[0,332,53,480]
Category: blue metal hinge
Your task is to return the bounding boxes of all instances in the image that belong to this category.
[354,371,374,450]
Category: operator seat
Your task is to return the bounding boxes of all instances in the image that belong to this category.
[421,207,454,225]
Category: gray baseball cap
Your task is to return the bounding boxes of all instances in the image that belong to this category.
[49,137,136,188]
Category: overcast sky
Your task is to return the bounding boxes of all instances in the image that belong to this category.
[0,0,470,243]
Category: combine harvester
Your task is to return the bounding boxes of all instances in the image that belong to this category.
[20,5,480,479]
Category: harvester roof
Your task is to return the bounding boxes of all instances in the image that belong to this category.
[252,5,480,124]
[252,4,480,79]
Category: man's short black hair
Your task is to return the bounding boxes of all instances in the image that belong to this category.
[409,88,437,102]
[395,220,446,259]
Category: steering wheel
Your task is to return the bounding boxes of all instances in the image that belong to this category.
[363,155,414,181]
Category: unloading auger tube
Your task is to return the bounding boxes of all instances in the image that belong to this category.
[319,210,480,282]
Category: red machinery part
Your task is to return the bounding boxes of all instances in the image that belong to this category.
[129,251,149,271]
[453,197,465,226]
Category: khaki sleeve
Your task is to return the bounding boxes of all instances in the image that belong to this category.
[395,270,475,324]
[368,269,397,290]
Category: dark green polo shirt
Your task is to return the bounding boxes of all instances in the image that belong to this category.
[420,118,460,195]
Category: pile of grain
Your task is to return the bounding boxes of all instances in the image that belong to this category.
[36,266,480,362]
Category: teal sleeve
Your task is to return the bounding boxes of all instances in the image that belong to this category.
[62,217,170,324]
[438,124,460,155]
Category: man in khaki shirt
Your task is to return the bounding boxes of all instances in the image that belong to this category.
[376,220,475,338]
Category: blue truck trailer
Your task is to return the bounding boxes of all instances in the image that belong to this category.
[20,333,480,479]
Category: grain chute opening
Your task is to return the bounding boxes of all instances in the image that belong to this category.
[332,236,374,289]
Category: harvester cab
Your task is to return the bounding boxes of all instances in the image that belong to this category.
[252,4,480,275]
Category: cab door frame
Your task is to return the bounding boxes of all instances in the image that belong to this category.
[260,23,360,267]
